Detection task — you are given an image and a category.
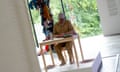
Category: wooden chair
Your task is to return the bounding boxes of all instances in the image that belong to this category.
[62,47,75,63]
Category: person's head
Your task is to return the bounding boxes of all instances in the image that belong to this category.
[58,13,65,23]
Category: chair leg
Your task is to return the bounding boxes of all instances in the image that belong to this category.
[72,48,75,63]
[63,51,67,61]
[72,40,79,67]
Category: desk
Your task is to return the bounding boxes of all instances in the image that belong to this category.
[39,35,84,72]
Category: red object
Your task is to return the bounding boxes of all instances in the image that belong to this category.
[38,45,49,56]
[45,45,49,51]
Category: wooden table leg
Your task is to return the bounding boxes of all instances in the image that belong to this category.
[72,40,79,67]
[78,36,84,61]
[40,45,47,72]
[49,45,55,65]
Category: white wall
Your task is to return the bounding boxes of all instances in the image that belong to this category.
[97,0,120,36]
[0,0,41,72]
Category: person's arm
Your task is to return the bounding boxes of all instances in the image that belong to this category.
[53,25,58,37]
[65,20,76,35]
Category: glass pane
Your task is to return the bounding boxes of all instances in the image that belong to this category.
[50,0,63,23]
[62,0,102,37]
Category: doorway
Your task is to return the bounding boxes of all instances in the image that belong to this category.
[28,0,103,71]
[29,0,103,42]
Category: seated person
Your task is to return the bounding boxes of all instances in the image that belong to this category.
[53,13,76,66]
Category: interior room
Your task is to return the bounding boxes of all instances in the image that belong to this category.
[0,0,120,72]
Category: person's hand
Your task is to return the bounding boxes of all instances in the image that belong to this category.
[44,21,48,27]
[60,33,65,36]
[54,34,64,38]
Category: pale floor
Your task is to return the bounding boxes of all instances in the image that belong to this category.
[35,24,120,72]
[37,35,120,72]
